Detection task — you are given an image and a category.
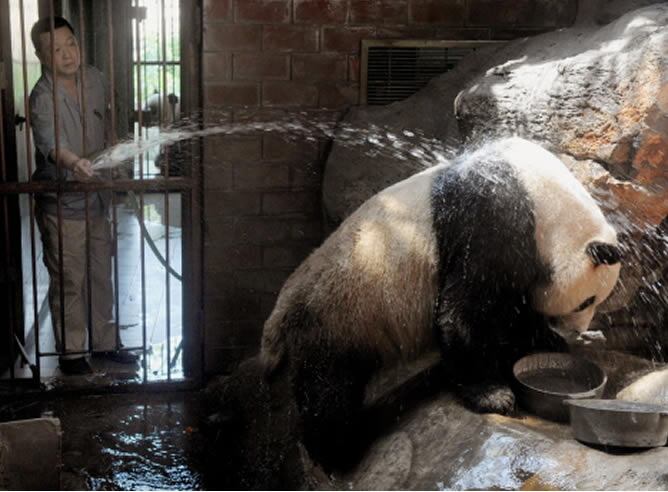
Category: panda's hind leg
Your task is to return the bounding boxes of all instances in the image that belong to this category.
[292,344,376,470]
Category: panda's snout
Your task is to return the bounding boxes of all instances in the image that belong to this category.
[547,319,579,342]
[547,317,606,345]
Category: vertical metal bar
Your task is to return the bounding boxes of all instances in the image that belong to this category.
[78,0,93,357]
[48,2,68,360]
[107,0,121,358]
[19,0,41,380]
[161,0,171,381]
[0,66,16,380]
[135,0,148,382]
[156,9,162,126]
[77,2,88,153]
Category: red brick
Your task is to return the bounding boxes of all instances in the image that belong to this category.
[205,243,262,271]
[290,220,323,241]
[262,270,292,293]
[260,293,279,320]
[263,244,316,268]
[263,25,319,52]
[490,27,548,40]
[295,0,348,24]
[350,0,408,24]
[319,83,360,109]
[204,286,263,319]
[203,0,232,20]
[468,0,532,26]
[202,271,236,299]
[322,27,377,54]
[291,161,323,188]
[409,0,467,25]
[233,53,289,80]
[263,82,319,107]
[204,135,262,162]
[204,347,256,374]
[205,83,260,107]
[204,216,235,244]
[262,191,319,215]
[233,163,291,189]
[263,135,319,161]
[233,217,294,243]
[203,52,231,81]
[533,0,577,27]
[375,25,444,39]
[203,108,233,126]
[292,54,347,82]
[236,0,291,23]
[430,27,491,39]
[205,320,264,348]
[233,108,288,123]
[469,0,576,27]
[349,55,360,82]
[203,24,262,52]
[232,270,281,293]
[232,271,266,293]
[203,163,234,190]
[205,216,294,244]
[206,191,262,216]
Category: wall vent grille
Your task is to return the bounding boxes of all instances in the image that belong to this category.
[361,40,499,106]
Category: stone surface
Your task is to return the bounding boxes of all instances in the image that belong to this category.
[328,349,668,490]
[205,348,668,489]
[455,4,668,234]
[0,418,61,490]
[337,394,668,490]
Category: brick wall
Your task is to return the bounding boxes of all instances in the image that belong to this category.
[201,0,577,373]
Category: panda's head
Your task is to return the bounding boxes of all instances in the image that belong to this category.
[494,137,623,341]
[531,237,621,341]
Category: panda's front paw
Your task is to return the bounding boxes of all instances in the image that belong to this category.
[458,383,516,415]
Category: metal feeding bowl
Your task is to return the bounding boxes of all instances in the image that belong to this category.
[513,353,607,422]
[565,399,668,448]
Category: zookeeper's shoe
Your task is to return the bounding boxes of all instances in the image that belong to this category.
[92,350,140,364]
[59,357,93,375]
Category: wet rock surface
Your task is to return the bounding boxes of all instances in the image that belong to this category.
[201,349,668,490]
[338,393,668,491]
[330,350,668,490]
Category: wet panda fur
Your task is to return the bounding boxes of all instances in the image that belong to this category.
[260,137,622,466]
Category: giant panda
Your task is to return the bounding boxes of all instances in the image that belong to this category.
[260,137,622,466]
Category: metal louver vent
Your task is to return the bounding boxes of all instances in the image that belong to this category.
[361,40,499,106]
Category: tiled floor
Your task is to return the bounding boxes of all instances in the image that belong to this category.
[5,192,184,383]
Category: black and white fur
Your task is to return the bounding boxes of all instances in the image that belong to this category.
[260,137,621,465]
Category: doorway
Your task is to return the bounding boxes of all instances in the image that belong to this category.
[0,0,202,388]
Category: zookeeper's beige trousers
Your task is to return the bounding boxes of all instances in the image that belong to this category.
[36,208,117,359]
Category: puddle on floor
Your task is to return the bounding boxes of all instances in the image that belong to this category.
[1,391,205,490]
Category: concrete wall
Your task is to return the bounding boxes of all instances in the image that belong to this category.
[200,0,577,374]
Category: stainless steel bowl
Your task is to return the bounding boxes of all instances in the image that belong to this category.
[566,399,668,448]
[513,353,607,422]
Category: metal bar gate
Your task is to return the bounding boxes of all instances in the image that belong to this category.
[0,0,202,390]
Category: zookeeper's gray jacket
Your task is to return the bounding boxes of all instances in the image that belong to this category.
[30,65,111,218]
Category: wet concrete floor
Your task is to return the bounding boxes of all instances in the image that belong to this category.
[0,391,206,490]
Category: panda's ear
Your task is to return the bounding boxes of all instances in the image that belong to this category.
[586,241,622,266]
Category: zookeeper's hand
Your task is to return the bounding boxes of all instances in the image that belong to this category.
[71,158,94,180]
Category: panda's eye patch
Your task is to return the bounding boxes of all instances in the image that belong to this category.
[574,296,595,312]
